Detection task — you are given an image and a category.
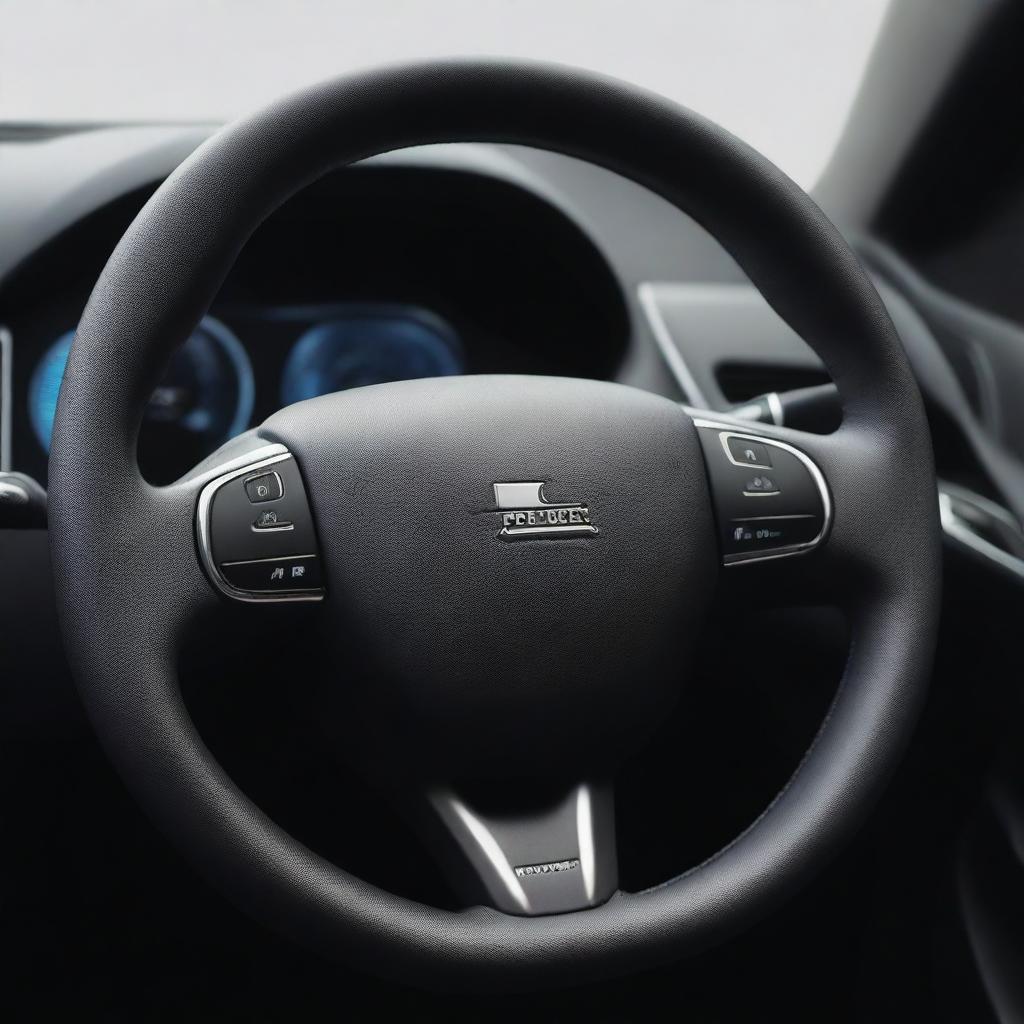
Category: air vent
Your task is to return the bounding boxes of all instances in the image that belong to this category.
[717,363,831,403]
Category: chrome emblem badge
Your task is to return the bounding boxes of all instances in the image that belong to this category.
[494,482,598,539]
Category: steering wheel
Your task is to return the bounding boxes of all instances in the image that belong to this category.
[48,61,940,989]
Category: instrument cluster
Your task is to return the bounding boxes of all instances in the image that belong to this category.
[3,164,629,485]
[26,303,462,483]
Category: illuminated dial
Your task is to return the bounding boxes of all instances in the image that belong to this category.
[280,308,462,405]
[31,315,254,481]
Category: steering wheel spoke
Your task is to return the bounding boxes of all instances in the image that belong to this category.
[426,782,617,916]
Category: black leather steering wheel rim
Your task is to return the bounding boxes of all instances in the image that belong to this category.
[48,60,941,989]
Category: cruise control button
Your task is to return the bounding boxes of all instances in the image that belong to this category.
[253,509,293,530]
[726,437,772,468]
[743,475,779,495]
[244,471,283,503]
[219,555,321,592]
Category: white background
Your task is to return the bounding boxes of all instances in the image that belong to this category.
[0,0,891,188]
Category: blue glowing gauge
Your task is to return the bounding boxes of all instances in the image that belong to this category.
[280,308,462,406]
[30,316,254,457]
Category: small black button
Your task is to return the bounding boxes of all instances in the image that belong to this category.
[219,555,321,592]
[244,472,283,503]
[726,436,772,468]
[253,509,293,530]
[743,475,779,495]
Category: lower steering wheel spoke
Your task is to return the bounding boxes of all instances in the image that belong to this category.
[425,782,617,916]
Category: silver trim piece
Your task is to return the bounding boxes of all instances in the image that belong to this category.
[195,446,324,603]
[445,796,531,914]
[731,513,816,523]
[498,522,597,538]
[576,784,597,904]
[693,418,833,566]
[766,391,784,426]
[428,783,608,916]
[250,521,295,533]
[220,552,318,568]
[0,327,11,471]
[183,442,289,492]
[939,486,1024,583]
[637,282,710,407]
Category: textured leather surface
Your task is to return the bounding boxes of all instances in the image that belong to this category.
[48,60,941,988]
[261,375,716,778]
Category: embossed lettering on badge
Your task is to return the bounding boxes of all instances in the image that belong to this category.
[493,482,598,539]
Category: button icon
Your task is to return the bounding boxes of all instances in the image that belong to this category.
[743,475,779,495]
[253,510,294,530]
[218,555,322,593]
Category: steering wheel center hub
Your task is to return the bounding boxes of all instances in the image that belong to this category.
[262,374,717,773]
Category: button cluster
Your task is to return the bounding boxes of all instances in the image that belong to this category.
[201,454,323,599]
[697,428,828,564]
[220,554,322,592]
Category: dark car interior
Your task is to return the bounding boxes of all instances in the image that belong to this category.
[3,2,1024,1019]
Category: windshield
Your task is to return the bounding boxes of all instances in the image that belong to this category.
[1,0,890,189]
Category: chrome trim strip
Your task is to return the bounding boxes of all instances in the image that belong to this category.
[498,522,598,538]
[637,282,710,407]
[220,552,318,567]
[576,784,597,904]
[183,441,289,491]
[195,446,324,604]
[766,391,784,426]
[693,417,833,566]
[0,327,11,471]
[444,796,531,914]
[731,513,815,523]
